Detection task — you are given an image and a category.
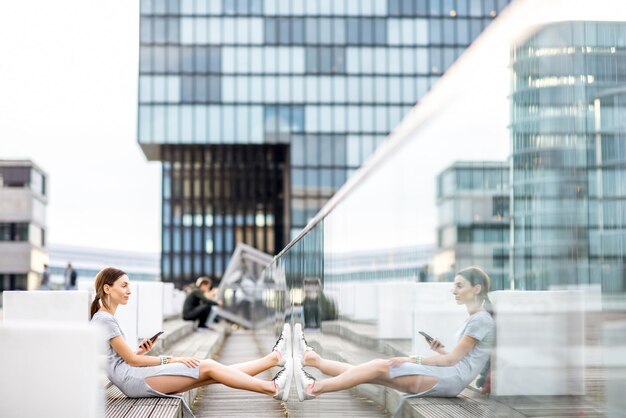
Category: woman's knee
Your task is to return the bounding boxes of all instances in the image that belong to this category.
[199,359,218,379]
[368,359,389,375]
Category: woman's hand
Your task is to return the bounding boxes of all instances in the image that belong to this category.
[136,339,154,355]
[387,357,412,368]
[429,338,447,354]
[172,357,200,368]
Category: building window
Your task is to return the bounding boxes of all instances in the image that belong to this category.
[306,47,345,74]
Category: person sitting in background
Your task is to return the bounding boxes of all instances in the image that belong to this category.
[182,277,221,329]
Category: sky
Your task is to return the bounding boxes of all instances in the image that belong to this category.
[0,1,161,253]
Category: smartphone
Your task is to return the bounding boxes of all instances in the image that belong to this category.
[418,331,434,343]
[149,331,164,343]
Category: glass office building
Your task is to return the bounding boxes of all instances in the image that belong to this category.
[510,21,626,291]
[137,0,511,286]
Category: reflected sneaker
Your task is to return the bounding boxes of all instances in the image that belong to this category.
[294,360,317,401]
[273,323,292,366]
[272,358,293,401]
[293,323,313,359]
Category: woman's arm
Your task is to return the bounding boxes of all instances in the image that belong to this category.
[388,336,477,368]
[421,336,477,366]
[109,336,199,368]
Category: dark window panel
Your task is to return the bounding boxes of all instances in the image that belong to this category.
[154,0,167,15]
[306,47,319,73]
[416,0,428,15]
[167,0,179,14]
[209,76,221,102]
[194,47,208,72]
[208,47,221,73]
[374,18,387,45]
[320,47,332,72]
[181,46,194,73]
[224,0,236,15]
[457,19,469,44]
[250,0,263,14]
[167,46,179,72]
[265,18,278,44]
[167,18,179,44]
[236,0,249,14]
[361,18,374,44]
[279,18,291,44]
[470,19,483,40]
[430,19,442,44]
[457,0,469,16]
[347,18,359,45]
[182,76,194,102]
[443,18,455,44]
[388,0,401,16]
[305,18,318,44]
[333,47,345,73]
[401,0,415,15]
[140,17,152,43]
[140,46,153,72]
[430,0,441,15]
[154,46,167,72]
[292,18,305,44]
[195,76,208,102]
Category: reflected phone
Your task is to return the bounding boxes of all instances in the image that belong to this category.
[149,331,164,343]
[418,331,434,344]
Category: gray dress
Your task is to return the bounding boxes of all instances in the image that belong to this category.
[389,310,495,397]
[91,311,201,398]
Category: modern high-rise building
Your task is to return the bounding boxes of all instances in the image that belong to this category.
[434,161,509,289]
[0,160,48,292]
[137,0,511,286]
[510,21,626,292]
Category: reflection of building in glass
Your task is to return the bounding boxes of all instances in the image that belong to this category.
[434,161,509,289]
[47,244,160,289]
[137,0,511,286]
[325,245,436,283]
[510,22,626,292]
[0,160,48,292]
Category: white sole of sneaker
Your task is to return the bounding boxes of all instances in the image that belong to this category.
[294,367,306,401]
[281,374,293,401]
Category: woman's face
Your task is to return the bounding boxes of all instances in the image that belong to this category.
[106,274,131,305]
[452,275,480,305]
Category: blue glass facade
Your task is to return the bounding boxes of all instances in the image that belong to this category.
[511,21,626,292]
[137,0,511,285]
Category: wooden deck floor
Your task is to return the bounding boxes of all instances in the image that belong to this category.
[192,329,389,417]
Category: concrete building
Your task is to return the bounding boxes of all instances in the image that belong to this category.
[434,161,510,289]
[0,160,48,292]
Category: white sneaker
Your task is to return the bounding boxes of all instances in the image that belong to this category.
[272,358,293,401]
[272,323,292,366]
[294,359,316,401]
[293,323,313,359]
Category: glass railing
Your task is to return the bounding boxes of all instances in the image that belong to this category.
[253,4,626,413]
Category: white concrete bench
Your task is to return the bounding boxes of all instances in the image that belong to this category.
[0,322,103,418]
[2,290,90,323]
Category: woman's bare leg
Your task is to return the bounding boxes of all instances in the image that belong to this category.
[310,359,438,396]
[185,351,282,387]
[302,350,352,376]
[146,358,277,396]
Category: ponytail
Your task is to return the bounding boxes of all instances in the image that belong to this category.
[90,294,101,319]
